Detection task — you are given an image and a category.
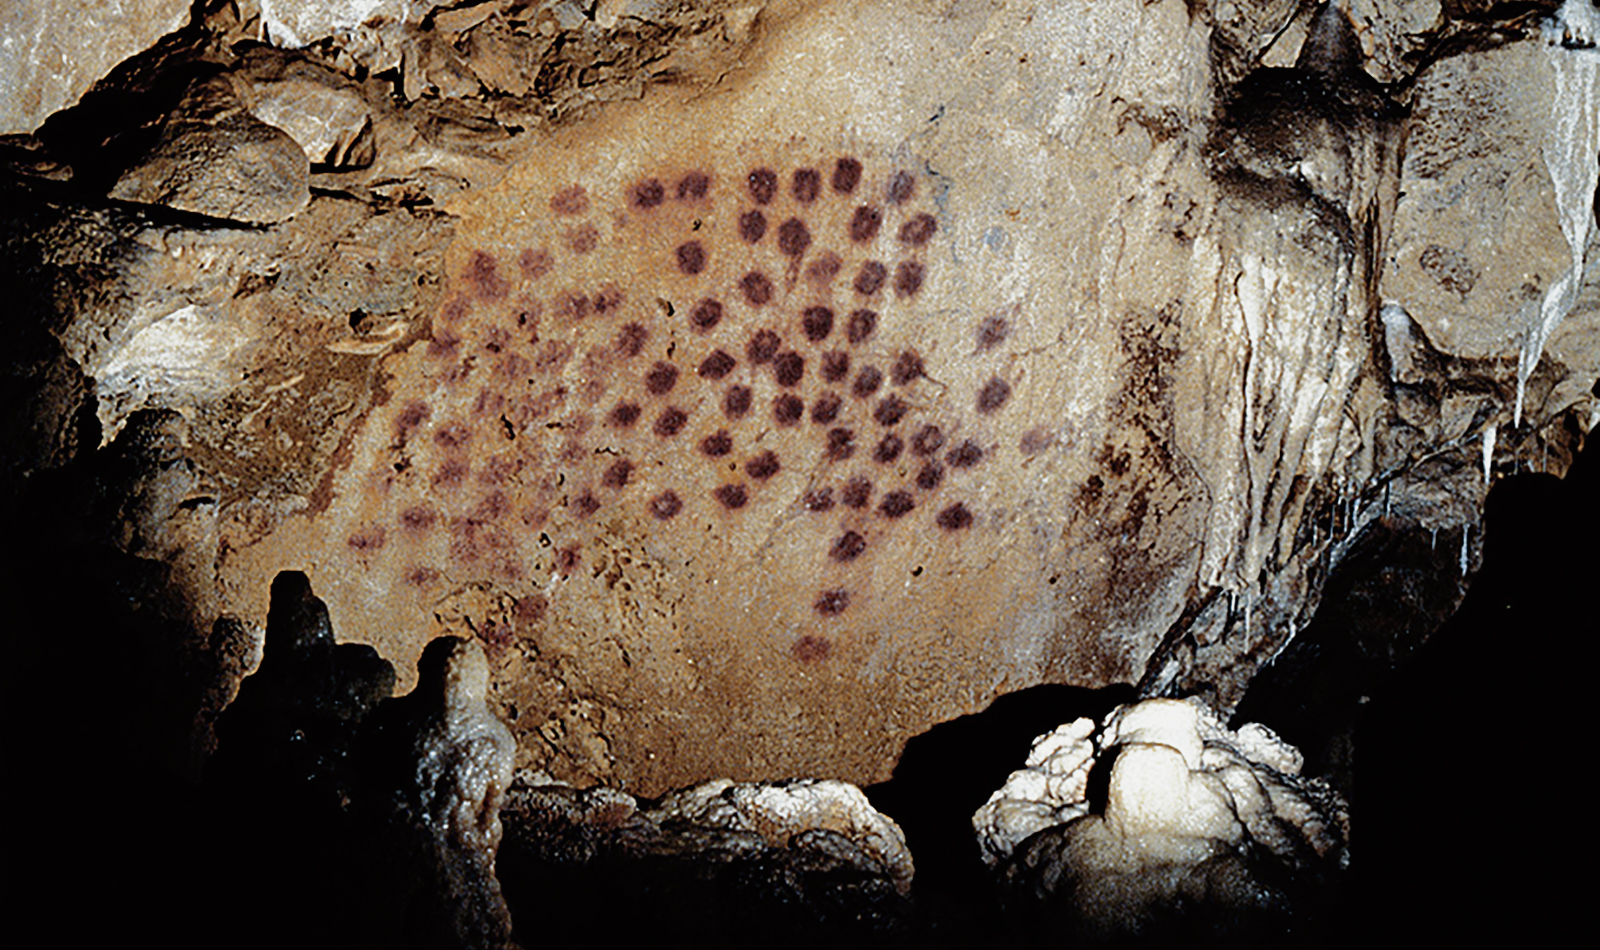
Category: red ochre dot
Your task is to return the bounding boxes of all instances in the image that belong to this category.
[645,361,680,395]
[792,634,832,663]
[677,241,707,275]
[724,385,753,418]
[609,402,642,427]
[792,168,822,203]
[550,185,589,215]
[429,329,461,358]
[715,484,749,509]
[699,350,736,379]
[895,261,926,297]
[911,424,945,455]
[400,505,437,532]
[802,306,835,342]
[616,323,648,358]
[773,394,804,426]
[833,157,863,194]
[850,206,883,242]
[874,434,904,464]
[846,310,877,345]
[811,392,843,424]
[700,429,733,457]
[977,314,1010,351]
[917,462,945,490]
[395,400,431,435]
[976,377,1013,414]
[406,566,441,587]
[690,298,724,332]
[773,351,805,387]
[879,490,915,518]
[825,428,856,461]
[814,589,851,616]
[602,459,634,489]
[892,351,925,386]
[650,490,683,519]
[520,247,553,279]
[630,178,665,209]
[748,168,778,204]
[777,218,812,257]
[820,350,851,382]
[347,525,386,552]
[435,421,471,449]
[555,544,581,575]
[747,329,781,363]
[556,291,589,321]
[566,224,599,254]
[887,170,916,204]
[899,213,938,246]
[854,261,887,295]
[853,366,884,399]
[474,491,511,520]
[436,459,474,489]
[740,210,767,243]
[654,407,689,437]
[841,476,873,509]
[593,284,625,314]
[741,271,775,306]
[575,491,602,517]
[677,172,710,200]
[938,502,974,530]
[804,488,835,511]
[830,530,867,562]
[948,440,983,467]
[806,253,842,284]
[746,450,781,479]
[467,251,508,300]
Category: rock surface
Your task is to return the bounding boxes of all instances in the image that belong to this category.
[977,698,1348,940]
[3,0,1595,803]
[499,771,914,941]
[109,76,311,223]
[0,0,192,134]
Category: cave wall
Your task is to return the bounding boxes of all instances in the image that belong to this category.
[2,0,1594,797]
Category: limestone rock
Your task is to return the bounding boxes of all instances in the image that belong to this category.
[109,76,310,223]
[973,717,1097,868]
[237,54,375,170]
[359,635,517,949]
[0,0,192,134]
[500,772,914,940]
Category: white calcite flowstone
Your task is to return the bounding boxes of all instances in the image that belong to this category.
[974,697,1348,937]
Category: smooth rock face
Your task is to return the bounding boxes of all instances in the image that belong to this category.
[0,0,191,134]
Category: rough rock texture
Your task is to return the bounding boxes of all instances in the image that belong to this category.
[978,698,1348,941]
[360,635,518,949]
[109,75,311,223]
[499,772,914,942]
[3,0,1595,802]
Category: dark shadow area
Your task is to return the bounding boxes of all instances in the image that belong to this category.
[863,682,1136,945]
[1341,434,1596,945]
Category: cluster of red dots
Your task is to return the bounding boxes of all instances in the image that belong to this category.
[359,154,1017,638]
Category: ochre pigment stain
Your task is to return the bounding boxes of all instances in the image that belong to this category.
[336,152,1011,658]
